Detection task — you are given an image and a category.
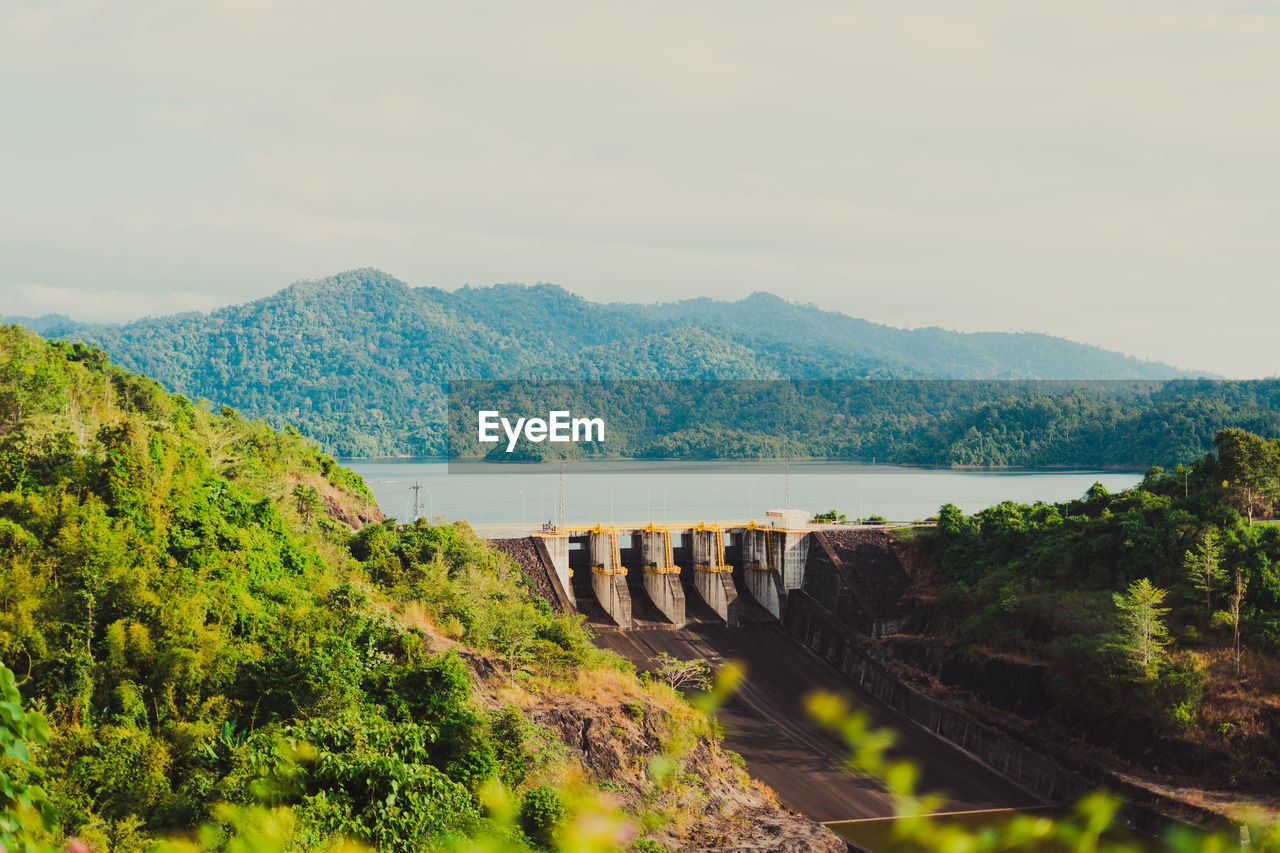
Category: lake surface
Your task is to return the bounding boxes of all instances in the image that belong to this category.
[345,459,1141,532]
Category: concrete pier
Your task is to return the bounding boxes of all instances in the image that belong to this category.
[640,526,685,627]
[694,567,739,626]
[691,525,740,626]
[739,526,787,619]
[587,526,632,629]
[741,562,785,619]
[778,530,810,591]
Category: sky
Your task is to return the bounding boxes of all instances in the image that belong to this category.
[2,1,1278,378]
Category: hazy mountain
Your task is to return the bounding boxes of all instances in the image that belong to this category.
[11,268,1203,455]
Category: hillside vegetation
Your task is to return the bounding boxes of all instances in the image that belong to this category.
[0,326,824,852]
[10,268,1214,460]
[915,428,1280,795]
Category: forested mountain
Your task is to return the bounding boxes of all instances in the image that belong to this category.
[8,269,1202,457]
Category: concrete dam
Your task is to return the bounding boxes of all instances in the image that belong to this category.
[530,521,812,630]
[494,522,1047,827]
[493,523,1207,838]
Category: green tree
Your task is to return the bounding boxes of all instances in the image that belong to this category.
[0,328,64,431]
[651,652,711,692]
[518,785,565,850]
[1182,529,1226,615]
[1,664,56,853]
[1214,427,1280,526]
[1217,567,1249,677]
[1112,578,1171,677]
[292,483,323,525]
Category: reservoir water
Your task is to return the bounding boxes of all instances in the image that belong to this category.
[345,459,1141,530]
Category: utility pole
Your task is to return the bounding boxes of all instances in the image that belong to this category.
[558,462,566,528]
[410,481,422,521]
[785,461,791,510]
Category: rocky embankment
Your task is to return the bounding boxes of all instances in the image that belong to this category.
[288,470,387,529]
[530,697,848,852]
[490,537,564,609]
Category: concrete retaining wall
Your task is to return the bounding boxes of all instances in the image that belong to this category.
[531,536,576,611]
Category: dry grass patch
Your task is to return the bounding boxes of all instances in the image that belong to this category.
[569,663,647,706]
[393,598,459,648]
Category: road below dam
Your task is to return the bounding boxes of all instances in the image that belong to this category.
[593,608,1042,824]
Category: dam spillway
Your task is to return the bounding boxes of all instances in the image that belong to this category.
[533,521,812,630]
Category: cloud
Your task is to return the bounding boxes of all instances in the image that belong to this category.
[1,1,1279,377]
[3,282,224,323]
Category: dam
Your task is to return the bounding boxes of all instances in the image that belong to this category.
[528,516,860,631]
[491,521,1206,839]
[495,520,1048,825]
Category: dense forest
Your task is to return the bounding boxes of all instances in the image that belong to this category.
[9,268,1205,460]
[0,326,813,852]
[449,379,1280,470]
[916,427,1280,790]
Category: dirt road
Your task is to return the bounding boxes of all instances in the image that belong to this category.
[596,619,1043,823]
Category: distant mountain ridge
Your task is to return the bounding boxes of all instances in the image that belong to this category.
[7,268,1202,455]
